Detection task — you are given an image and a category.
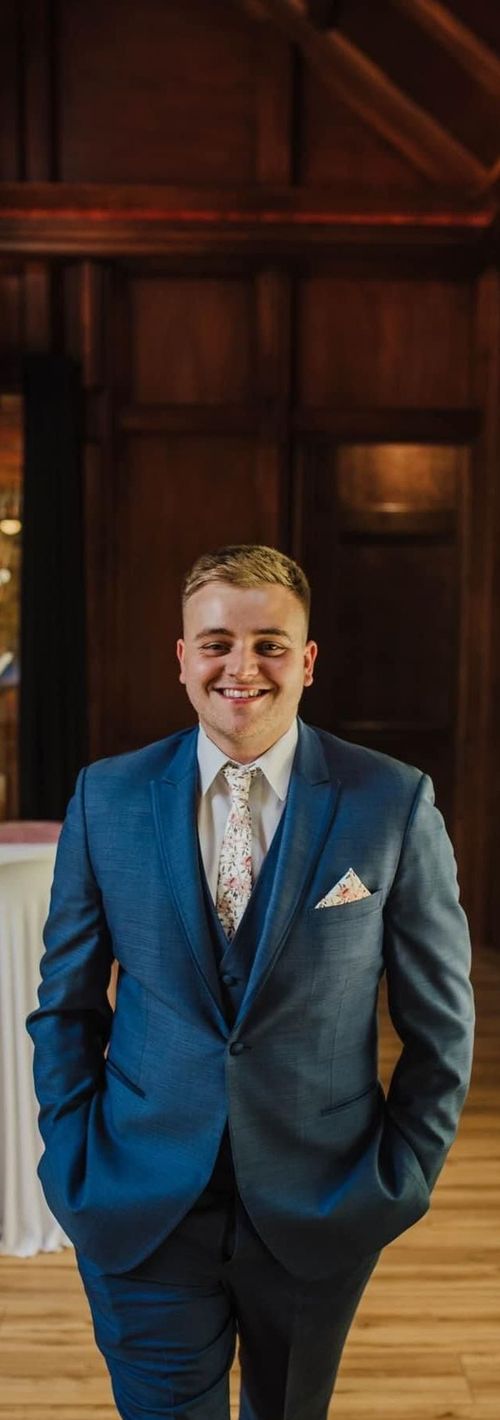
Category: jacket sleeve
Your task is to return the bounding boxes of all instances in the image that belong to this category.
[382,772,475,1191]
[26,766,114,1149]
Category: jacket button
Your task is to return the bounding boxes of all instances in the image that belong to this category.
[221,973,239,986]
[229,1041,247,1055]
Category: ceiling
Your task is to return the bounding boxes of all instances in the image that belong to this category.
[240,0,500,195]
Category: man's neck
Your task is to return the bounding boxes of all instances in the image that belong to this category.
[199,720,297,765]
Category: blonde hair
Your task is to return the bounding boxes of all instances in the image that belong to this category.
[182,544,311,630]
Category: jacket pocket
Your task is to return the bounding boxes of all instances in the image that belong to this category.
[308,889,384,923]
[319,1080,379,1116]
[105,1057,146,1098]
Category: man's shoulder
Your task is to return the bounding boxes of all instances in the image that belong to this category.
[82,726,196,787]
[307,722,425,799]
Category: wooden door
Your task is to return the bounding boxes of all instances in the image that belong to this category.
[294,438,470,833]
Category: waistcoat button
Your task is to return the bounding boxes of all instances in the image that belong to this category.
[229,1041,247,1055]
[221,973,239,986]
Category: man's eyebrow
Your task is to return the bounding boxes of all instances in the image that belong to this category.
[194,626,293,642]
[254,627,293,640]
[194,627,231,640]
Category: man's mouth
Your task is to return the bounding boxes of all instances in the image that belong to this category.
[213,688,270,700]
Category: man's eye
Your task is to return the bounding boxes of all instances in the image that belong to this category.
[258,643,284,654]
[203,643,228,652]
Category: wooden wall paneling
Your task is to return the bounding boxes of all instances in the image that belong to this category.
[337,1,500,170]
[0,184,494,261]
[453,441,474,921]
[293,407,481,443]
[487,376,500,947]
[254,25,294,183]
[129,274,256,407]
[297,275,472,409]
[0,268,23,365]
[393,0,500,102]
[0,258,53,375]
[291,435,466,842]
[81,437,108,763]
[104,261,292,750]
[94,263,124,764]
[468,267,500,949]
[255,269,291,404]
[120,405,274,435]
[335,441,459,512]
[0,2,21,181]
[298,67,433,194]
[55,0,261,184]
[108,262,133,411]
[255,0,488,188]
[451,0,500,54]
[100,265,134,759]
[253,440,282,547]
[21,261,52,352]
[111,433,283,750]
[255,268,293,545]
[63,260,115,761]
[101,257,292,751]
[291,434,339,722]
[335,539,457,725]
[21,0,53,181]
[63,261,106,390]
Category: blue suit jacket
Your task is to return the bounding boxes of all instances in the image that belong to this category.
[26,720,474,1279]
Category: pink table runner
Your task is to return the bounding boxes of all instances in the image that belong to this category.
[0,822,61,843]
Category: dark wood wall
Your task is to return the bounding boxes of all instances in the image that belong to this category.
[0,0,499,949]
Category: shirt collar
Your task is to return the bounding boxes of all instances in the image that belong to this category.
[197,718,298,802]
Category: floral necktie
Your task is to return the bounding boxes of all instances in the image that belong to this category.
[216,763,258,940]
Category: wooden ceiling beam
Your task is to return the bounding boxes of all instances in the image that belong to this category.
[238,0,488,189]
[0,184,495,260]
[392,0,500,102]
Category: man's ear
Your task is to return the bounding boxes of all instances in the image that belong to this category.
[304,641,318,687]
[176,638,186,683]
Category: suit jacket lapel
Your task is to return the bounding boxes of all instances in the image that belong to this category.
[150,721,341,1034]
[150,730,227,1029]
[235,720,340,1028]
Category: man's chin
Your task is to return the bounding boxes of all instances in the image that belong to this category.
[207,704,274,745]
[214,718,261,740]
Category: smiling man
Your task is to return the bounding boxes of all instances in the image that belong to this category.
[177,568,317,760]
[27,543,474,1420]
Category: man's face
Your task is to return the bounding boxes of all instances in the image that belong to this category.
[176,581,318,762]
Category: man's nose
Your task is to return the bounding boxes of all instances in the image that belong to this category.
[226,646,258,679]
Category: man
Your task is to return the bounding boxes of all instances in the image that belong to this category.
[27,543,474,1420]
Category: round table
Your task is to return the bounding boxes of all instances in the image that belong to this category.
[0,836,72,1255]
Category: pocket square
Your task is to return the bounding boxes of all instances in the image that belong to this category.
[314,868,371,909]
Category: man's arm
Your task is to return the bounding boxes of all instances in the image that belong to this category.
[382,773,475,1191]
[26,766,114,1150]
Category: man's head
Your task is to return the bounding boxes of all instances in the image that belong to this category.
[176,544,317,763]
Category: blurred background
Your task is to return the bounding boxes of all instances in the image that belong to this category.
[1,9,499,1419]
[1,0,499,953]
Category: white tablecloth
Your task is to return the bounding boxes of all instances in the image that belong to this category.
[0,842,73,1255]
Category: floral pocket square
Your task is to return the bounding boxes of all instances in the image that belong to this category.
[314,867,371,909]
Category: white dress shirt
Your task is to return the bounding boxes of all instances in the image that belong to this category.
[196,719,299,902]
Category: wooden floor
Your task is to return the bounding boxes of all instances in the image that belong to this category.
[1,946,498,1419]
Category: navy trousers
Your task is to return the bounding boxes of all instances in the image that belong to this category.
[75,1147,379,1420]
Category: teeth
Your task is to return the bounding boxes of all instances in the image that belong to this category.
[220,689,264,698]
